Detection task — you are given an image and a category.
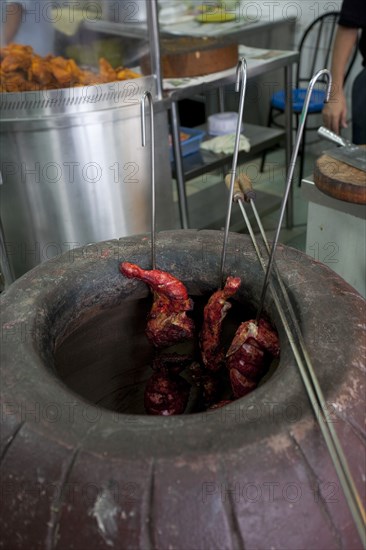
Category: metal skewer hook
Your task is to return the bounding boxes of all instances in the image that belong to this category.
[220,57,247,286]
[255,68,332,322]
[141,91,156,269]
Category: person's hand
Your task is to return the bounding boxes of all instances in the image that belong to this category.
[322,89,348,135]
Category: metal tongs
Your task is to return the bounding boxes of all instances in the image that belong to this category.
[222,64,366,547]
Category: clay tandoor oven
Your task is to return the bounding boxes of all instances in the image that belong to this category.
[1,231,365,549]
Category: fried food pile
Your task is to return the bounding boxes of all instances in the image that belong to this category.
[119,262,280,415]
[0,43,140,93]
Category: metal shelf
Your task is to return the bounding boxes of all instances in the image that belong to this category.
[187,179,282,232]
[163,46,297,229]
[83,3,298,230]
[171,123,285,231]
[171,123,284,181]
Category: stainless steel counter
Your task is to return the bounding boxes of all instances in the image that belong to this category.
[302,176,366,297]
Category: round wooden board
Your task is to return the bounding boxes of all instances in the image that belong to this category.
[314,148,366,204]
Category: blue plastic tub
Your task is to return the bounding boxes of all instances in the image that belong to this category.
[169,127,206,162]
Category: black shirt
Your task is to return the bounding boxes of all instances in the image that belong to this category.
[339,0,366,64]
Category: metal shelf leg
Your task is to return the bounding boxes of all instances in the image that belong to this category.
[285,63,294,229]
[170,101,190,229]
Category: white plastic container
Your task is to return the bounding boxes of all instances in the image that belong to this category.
[208,112,244,136]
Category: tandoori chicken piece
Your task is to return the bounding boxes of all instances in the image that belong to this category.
[144,371,191,415]
[226,318,280,398]
[187,361,221,408]
[119,262,195,347]
[199,276,241,371]
[152,352,194,375]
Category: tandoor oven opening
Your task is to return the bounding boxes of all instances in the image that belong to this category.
[53,293,280,416]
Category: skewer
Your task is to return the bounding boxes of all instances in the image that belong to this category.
[141,91,156,269]
[225,172,366,547]
[255,68,332,322]
[220,57,247,287]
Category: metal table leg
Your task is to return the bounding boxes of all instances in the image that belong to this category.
[218,86,225,112]
[285,63,294,229]
[170,101,190,229]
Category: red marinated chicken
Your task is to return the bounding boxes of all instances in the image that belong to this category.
[152,352,194,375]
[144,371,191,415]
[226,318,280,398]
[119,262,194,347]
[187,361,221,408]
[199,276,241,371]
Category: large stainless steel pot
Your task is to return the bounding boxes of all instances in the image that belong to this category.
[0,76,177,281]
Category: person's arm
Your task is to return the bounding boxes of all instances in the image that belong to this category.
[322,25,359,135]
[4,2,23,44]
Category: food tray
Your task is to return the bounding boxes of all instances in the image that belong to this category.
[170,127,205,162]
